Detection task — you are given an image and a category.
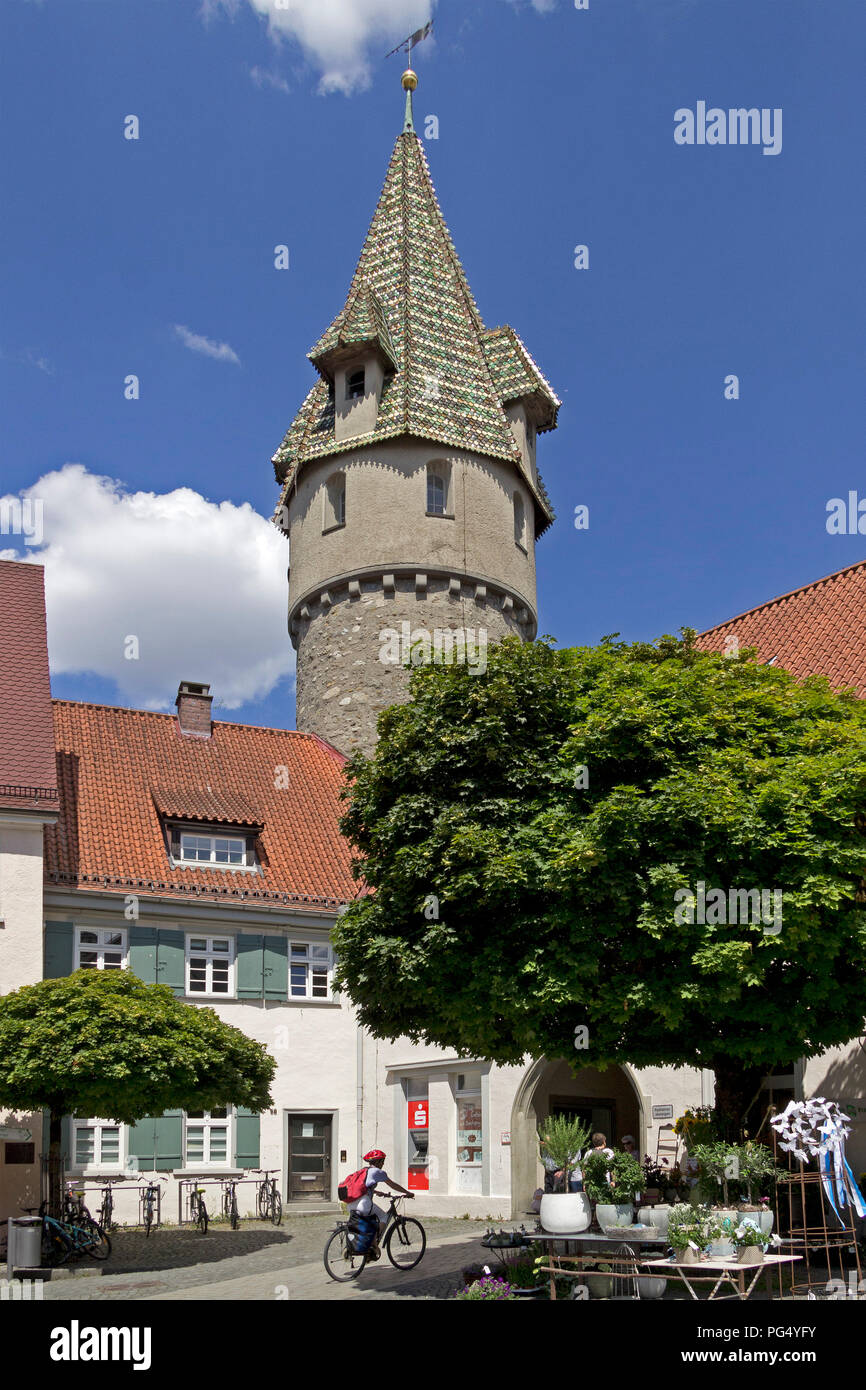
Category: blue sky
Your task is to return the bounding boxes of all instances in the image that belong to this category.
[2,0,864,730]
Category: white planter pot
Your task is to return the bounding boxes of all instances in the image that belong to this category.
[585,1272,613,1299]
[708,1239,734,1258]
[539,1192,592,1235]
[636,1276,667,1299]
[638,1204,671,1237]
[677,1246,699,1264]
[737,1210,773,1235]
[596,1203,633,1229]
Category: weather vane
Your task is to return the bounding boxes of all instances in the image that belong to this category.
[385,20,433,64]
[386,20,432,132]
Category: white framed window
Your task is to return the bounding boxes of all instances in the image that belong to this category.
[185,1108,230,1166]
[186,935,234,996]
[290,942,332,999]
[179,832,247,866]
[73,1119,122,1170]
[426,461,450,516]
[76,928,127,971]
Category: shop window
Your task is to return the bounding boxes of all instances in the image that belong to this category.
[456,1071,483,1170]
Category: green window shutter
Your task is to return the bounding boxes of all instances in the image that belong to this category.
[156,929,185,995]
[236,934,264,998]
[263,935,288,1000]
[128,925,158,983]
[154,1111,183,1171]
[127,1117,157,1171]
[44,921,74,978]
[234,1109,260,1168]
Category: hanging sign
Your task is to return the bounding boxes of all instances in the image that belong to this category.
[0,1126,32,1142]
[408,1101,428,1130]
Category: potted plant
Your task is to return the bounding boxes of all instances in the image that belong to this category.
[667,1203,720,1264]
[501,1246,546,1298]
[736,1143,786,1233]
[538,1115,592,1235]
[732,1223,781,1265]
[690,1141,744,1224]
[454,1275,516,1300]
[584,1149,644,1229]
[637,1155,675,1235]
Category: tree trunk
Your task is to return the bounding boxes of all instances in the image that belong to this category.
[711,1060,765,1142]
[47,1110,65,1219]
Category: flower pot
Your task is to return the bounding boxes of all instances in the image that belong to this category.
[736,1246,764,1265]
[539,1192,592,1235]
[676,1247,699,1264]
[596,1202,633,1230]
[707,1239,734,1258]
[639,1203,671,1237]
[585,1271,614,1298]
[636,1276,667,1299]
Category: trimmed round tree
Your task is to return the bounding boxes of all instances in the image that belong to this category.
[334,633,866,1137]
[0,969,276,1214]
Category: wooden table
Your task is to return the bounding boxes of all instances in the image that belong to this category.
[639,1253,802,1301]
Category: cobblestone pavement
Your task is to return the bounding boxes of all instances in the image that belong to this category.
[38,1216,492,1301]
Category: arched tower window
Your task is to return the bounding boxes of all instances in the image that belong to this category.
[513,491,527,550]
[426,461,450,516]
[346,368,366,400]
[323,471,346,531]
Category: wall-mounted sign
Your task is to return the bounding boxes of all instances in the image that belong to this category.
[652,1105,674,1121]
[408,1101,428,1130]
[0,1126,32,1142]
[501,1132,511,1146]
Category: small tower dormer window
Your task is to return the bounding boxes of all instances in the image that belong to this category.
[513,491,527,550]
[426,460,451,516]
[346,368,366,400]
[323,471,346,531]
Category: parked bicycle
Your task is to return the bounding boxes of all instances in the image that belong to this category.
[253,1169,283,1226]
[323,1194,426,1282]
[141,1181,161,1237]
[188,1185,209,1234]
[97,1178,124,1232]
[222,1178,240,1231]
[23,1202,111,1266]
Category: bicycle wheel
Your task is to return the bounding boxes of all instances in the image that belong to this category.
[385,1217,426,1270]
[323,1227,367,1282]
[256,1185,268,1220]
[143,1198,154,1236]
[230,1195,239,1231]
[42,1223,71,1266]
[81,1221,111,1261]
[196,1201,209,1235]
[270,1190,282,1226]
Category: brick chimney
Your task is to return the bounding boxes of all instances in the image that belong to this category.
[175,681,213,738]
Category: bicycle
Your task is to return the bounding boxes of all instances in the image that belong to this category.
[188,1185,209,1234]
[222,1178,240,1230]
[253,1169,283,1226]
[141,1181,161,1237]
[323,1194,426,1283]
[97,1178,122,1232]
[23,1203,111,1265]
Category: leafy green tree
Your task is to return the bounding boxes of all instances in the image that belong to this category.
[334,634,866,1138]
[0,970,276,1214]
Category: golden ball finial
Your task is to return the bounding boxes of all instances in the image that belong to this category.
[401,67,418,92]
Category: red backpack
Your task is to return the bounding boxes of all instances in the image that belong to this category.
[338,1168,369,1202]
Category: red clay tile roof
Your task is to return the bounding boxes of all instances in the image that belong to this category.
[0,560,60,814]
[45,702,357,909]
[150,785,262,828]
[697,559,866,697]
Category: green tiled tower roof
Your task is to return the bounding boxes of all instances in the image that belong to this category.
[273,124,559,533]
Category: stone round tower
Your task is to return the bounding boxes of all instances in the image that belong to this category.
[273,74,560,756]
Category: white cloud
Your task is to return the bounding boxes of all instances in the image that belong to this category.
[3,465,293,709]
[248,65,290,93]
[173,324,241,365]
[1,346,55,375]
[204,0,435,95]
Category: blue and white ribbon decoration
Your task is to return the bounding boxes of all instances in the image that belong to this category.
[770,1098,866,1227]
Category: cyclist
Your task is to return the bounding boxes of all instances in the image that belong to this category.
[347,1149,413,1259]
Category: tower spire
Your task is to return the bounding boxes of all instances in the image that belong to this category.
[402,65,418,133]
